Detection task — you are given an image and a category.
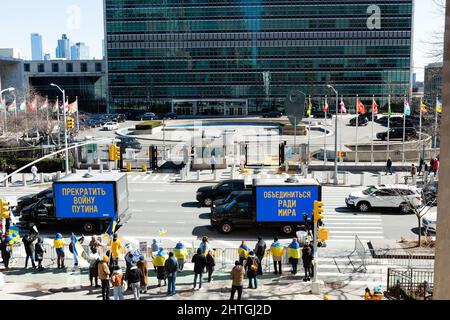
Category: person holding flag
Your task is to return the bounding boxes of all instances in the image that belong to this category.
[238,240,250,265]
[270,238,285,275]
[53,233,66,269]
[288,238,301,276]
[174,241,188,271]
[153,248,168,287]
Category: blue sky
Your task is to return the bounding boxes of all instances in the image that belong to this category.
[0,0,444,80]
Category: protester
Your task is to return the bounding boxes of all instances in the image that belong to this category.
[418,158,424,175]
[53,233,65,269]
[110,266,125,300]
[192,248,207,291]
[137,255,148,294]
[173,241,187,272]
[432,157,439,176]
[128,263,144,300]
[89,236,103,254]
[124,251,133,291]
[164,252,178,296]
[270,238,284,275]
[386,158,393,175]
[34,237,45,271]
[254,237,266,276]
[199,236,211,255]
[0,236,11,271]
[153,248,167,287]
[302,242,313,282]
[111,233,123,266]
[238,241,250,266]
[22,232,36,269]
[88,247,100,287]
[230,260,245,300]
[206,250,216,282]
[31,165,38,183]
[151,239,161,271]
[98,255,111,300]
[288,238,301,275]
[245,251,259,289]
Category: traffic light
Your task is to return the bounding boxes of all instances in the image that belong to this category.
[318,227,329,242]
[1,199,10,219]
[313,201,324,223]
[109,145,121,161]
[67,117,75,129]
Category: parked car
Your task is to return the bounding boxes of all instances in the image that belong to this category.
[14,188,52,215]
[422,180,438,205]
[102,121,119,131]
[196,180,250,207]
[376,127,417,141]
[349,115,369,126]
[311,110,333,119]
[359,112,378,121]
[87,118,102,128]
[141,112,156,121]
[262,111,283,118]
[421,208,437,234]
[345,184,422,213]
[375,116,413,127]
[117,136,142,150]
[111,114,127,123]
[162,112,178,119]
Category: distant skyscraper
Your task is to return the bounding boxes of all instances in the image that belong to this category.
[71,42,90,60]
[31,33,43,60]
[56,34,71,59]
[44,53,51,61]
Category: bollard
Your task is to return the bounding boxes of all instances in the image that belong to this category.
[197,170,201,181]
[285,161,289,173]
[412,175,417,186]
[230,166,235,179]
[395,173,399,184]
[23,173,27,187]
[378,173,382,185]
[40,172,44,183]
[326,172,330,184]
[4,174,9,187]
[126,163,132,172]
[99,164,104,173]
[56,171,61,181]
[312,171,315,179]
[88,167,92,173]
[214,170,218,181]
[344,172,348,186]
[423,171,428,184]
[142,163,147,173]
[360,173,365,186]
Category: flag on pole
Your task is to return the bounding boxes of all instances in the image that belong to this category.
[40,98,48,110]
[420,99,428,113]
[307,96,312,117]
[27,97,37,112]
[339,98,346,113]
[357,98,366,114]
[52,98,59,113]
[436,98,442,113]
[6,100,16,112]
[159,227,168,235]
[0,99,5,110]
[323,97,329,113]
[18,101,26,111]
[404,98,411,116]
[67,98,78,114]
[372,99,378,114]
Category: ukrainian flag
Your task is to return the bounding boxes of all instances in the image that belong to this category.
[270,242,285,257]
[71,233,89,267]
[174,242,187,260]
[8,226,21,245]
[53,237,65,250]
[105,220,117,236]
[288,241,301,259]
[159,227,168,236]
[153,248,167,267]
[238,244,250,259]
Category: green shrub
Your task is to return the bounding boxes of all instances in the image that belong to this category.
[0,157,74,173]
[135,120,162,131]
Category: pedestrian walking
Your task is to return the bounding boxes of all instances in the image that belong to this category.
[192,248,207,291]
[245,251,259,289]
[410,164,417,178]
[254,237,266,276]
[34,237,45,271]
[31,165,38,183]
[153,248,167,287]
[98,255,111,300]
[302,243,313,282]
[128,263,143,300]
[210,156,216,173]
[110,233,123,266]
[418,158,424,176]
[230,260,245,300]
[110,266,125,300]
[53,233,65,269]
[137,255,148,294]
[88,247,100,287]
[430,158,435,174]
[270,238,284,275]
[199,236,211,255]
[164,252,178,296]
[6,165,13,183]
[386,158,393,175]
[173,241,187,272]
[22,232,36,269]
[206,250,216,282]
[0,236,12,271]
[238,241,249,266]
[288,238,301,275]
[432,158,439,176]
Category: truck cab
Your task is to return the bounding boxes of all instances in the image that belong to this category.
[196,179,250,206]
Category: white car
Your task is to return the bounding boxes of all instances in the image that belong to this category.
[345,184,423,214]
[102,122,119,131]
[422,208,437,234]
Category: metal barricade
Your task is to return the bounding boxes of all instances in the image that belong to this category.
[386,268,434,300]
[347,235,367,272]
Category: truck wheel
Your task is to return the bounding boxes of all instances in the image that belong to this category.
[83,222,95,233]
[219,222,233,234]
[203,198,213,207]
[282,225,294,235]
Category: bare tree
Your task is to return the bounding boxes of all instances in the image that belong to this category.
[424,0,446,61]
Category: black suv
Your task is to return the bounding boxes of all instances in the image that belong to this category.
[349,115,369,126]
[311,110,333,119]
[262,111,283,118]
[117,137,142,150]
[196,180,249,206]
[376,127,417,141]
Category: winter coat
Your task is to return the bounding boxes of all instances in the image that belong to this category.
[302,246,313,265]
[22,234,36,255]
[34,241,45,261]
[127,266,143,284]
[270,242,285,261]
[164,256,178,277]
[111,239,123,258]
[110,271,124,287]
[255,240,267,257]
[206,253,215,271]
[98,261,110,280]
[191,253,207,274]
[230,265,245,286]
[245,256,260,277]
[136,260,148,286]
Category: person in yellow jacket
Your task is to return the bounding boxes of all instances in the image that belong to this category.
[287,238,301,275]
[153,248,167,287]
[53,233,66,269]
[110,233,123,266]
[237,241,250,265]
[174,241,188,271]
[270,238,285,275]
[364,286,384,300]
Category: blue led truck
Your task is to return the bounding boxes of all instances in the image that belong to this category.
[210,179,322,235]
[20,172,131,233]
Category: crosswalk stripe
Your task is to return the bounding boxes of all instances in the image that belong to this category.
[142,175,150,181]
[325,226,383,230]
[329,235,384,239]
[330,230,383,234]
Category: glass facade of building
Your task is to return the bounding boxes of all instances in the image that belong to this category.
[105,0,413,114]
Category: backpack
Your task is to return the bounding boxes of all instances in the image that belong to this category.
[250,257,258,271]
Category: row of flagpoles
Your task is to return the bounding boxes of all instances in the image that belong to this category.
[304,95,442,164]
[0,96,80,141]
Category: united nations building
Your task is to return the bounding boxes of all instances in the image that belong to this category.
[104,0,413,115]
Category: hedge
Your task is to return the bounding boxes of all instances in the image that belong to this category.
[135,120,162,131]
[0,157,74,173]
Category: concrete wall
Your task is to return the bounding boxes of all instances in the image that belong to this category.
[0,58,25,95]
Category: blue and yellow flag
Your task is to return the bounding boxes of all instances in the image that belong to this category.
[174,242,188,259]
[238,244,250,259]
[159,227,168,236]
[270,242,285,257]
[436,98,443,113]
[287,241,301,259]
[153,248,167,267]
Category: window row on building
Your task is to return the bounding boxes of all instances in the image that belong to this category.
[24,62,103,74]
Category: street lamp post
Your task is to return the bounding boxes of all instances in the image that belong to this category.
[0,87,15,135]
[327,85,339,185]
[50,83,69,175]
